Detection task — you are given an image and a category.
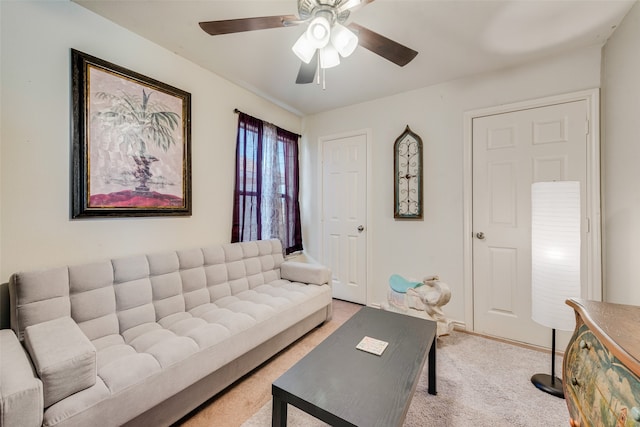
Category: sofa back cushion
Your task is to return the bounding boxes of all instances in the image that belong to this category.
[10,239,286,340]
[222,240,284,295]
[9,267,70,340]
[112,256,155,334]
[69,261,118,341]
[180,248,213,311]
[148,251,185,321]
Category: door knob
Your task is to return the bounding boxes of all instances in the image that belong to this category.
[476,232,485,240]
[357,225,364,232]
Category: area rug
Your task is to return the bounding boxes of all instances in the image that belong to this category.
[241,331,569,427]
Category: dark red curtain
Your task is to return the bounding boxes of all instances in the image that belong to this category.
[231,112,303,255]
[279,127,303,254]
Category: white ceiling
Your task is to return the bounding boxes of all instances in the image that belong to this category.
[73,0,635,116]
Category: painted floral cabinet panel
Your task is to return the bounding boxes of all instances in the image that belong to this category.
[565,325,640,426]
[564,299,640,427]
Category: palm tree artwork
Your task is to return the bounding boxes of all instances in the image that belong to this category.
[71,51,191,217]
[89,85,184,208]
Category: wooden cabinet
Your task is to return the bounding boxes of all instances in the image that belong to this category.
[563,298,640,426]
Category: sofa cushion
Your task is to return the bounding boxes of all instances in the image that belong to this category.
[9,268,71,340]
[281,261,331,286]
[23,316,97,408]
[69,261,118,342]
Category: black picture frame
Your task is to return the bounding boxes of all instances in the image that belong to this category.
[71,49,192,218]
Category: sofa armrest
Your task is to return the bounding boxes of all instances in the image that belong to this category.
[280,261,331,286]
[1,329,43,427]
[24,317,97,408]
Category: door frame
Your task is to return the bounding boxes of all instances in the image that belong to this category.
[317,128,373,305]
[462,89,602,331]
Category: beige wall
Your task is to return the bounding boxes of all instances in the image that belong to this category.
[0,1,301,282]
[302,46,603,326]
[602,1,640,305]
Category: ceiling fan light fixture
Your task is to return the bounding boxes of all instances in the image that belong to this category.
[200,0,419,87]
[306,16,331,48]
[320,44,340,69]
[292,32,317,63]
[331,23,359,57]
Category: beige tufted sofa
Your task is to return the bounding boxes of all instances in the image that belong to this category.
[0,239,332,427]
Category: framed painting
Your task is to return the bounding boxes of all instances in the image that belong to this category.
[71,49,191,218]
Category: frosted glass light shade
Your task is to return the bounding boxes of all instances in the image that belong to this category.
[306,16,331,48]
[331,24,358,57]
[531,181,581,331]
[292,33,316,64]
[320,45,340,69]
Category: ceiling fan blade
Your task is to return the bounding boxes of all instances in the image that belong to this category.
[296,52,318,84]
[199,15,298,36]
[347,22,418,67]
[337,0,375,14]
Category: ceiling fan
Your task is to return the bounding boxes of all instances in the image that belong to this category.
[199,0,418,85]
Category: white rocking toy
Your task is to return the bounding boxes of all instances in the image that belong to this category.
[383,274,453,337]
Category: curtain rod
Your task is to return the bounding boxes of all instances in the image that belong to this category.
[234,108,301,138]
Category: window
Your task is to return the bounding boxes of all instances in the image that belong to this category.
[231,112,303,254]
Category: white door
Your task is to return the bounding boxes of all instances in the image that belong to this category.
[321,132,368,304]
[472,100,588,348]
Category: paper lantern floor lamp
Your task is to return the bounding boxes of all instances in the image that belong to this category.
[531,181,581,398]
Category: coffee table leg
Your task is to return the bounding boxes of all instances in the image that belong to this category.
[272,396,288,427]
[428,336,437,395]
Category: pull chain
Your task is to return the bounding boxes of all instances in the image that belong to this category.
[315,50,327,90]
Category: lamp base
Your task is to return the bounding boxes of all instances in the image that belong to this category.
[531,373,565,398]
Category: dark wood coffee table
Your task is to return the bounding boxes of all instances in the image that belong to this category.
[272,307,437,427]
